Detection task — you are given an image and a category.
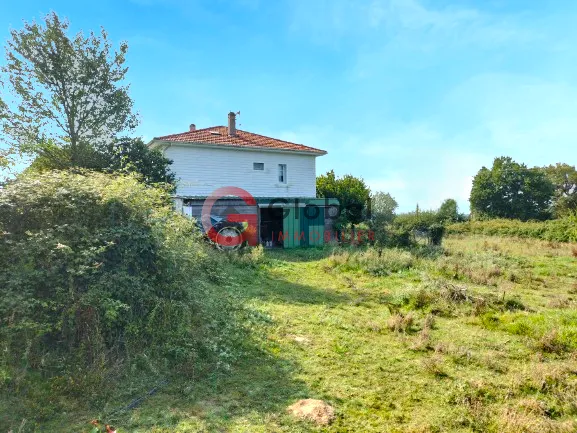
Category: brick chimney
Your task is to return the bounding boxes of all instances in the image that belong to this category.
[189,124,196,131]
[228,112,236,136]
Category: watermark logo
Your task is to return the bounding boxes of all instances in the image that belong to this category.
[200,187,374,248]
[201,186,258,249]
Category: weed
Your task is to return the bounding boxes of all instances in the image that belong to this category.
[410,328,432,352]
[366,321,383,333]
[423,313,436,330]
[410,315,435,351]
[410,288,436,310]
[535,330,568,354]
[503,298,527,312]
[421,355,447,378]
[387,312,415,333]
[328,248,414,276]
[548,297,571,309]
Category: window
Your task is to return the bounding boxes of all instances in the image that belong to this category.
[278,164,287,183]
[253,162,264,171]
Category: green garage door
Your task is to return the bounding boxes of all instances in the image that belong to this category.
[282,205,325,248]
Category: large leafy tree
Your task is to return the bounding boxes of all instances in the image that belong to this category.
[470,157,554,221]
[541,163,577,217]
[0,12,138,164]
[317,170,371,226]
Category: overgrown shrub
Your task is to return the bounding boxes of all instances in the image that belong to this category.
[372,224,412,248]
[372,210,448,248]
[0,171,246,386]
[384,279,526,318]
[447,214,577,243]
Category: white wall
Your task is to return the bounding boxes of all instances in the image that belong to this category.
[164,144,318,197]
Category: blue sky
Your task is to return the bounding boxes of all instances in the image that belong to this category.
[2,0,576,212]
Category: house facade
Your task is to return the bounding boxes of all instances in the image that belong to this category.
[148,112,336,248]
[149,112,324,198]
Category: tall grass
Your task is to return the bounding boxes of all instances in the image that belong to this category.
[327,248,414,275]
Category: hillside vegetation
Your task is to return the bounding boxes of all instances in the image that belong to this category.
[3,212,576,431]
[0,171,257,430]
[448,215,577,243]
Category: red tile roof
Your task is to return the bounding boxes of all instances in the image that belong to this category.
[152,126,326,155]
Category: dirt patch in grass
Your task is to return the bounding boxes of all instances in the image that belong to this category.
[286,399,335,425]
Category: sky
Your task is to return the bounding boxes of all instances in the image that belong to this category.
[1,0,576,212]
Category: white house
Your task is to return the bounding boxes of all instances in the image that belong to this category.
[148,112,326,198]
[148,112,336,249]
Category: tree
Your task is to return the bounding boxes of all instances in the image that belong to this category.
[393,210,446,245]
[0,84,19,181]
[0,12,138,164]
[104,137,175,186]
[438,198,459,223]
[26,139,108,172]
[27,137,175,187]
[370,191,398,224]
[541,163,577,217]
[470,157,554,221]
[316,170,371,227]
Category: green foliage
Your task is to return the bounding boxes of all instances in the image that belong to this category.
[470,157,555,221]
[393,210,446,246]
[0,171,245,387]
[367,191,404,247]
[370,191,398,224]
[371,199,460,248]
[3,233,577,431]
[26,139,109,172]
[316,170,370,227]
[0,12,137,162]
[428,223,446,246]
[394,210,440,232]
[28,137,176,188]
[438,198,460,223]
[377,225,413,248]
[447,214,577,243]
[328,248,414,276]
[541,163,577,217]
[104,137,176,186]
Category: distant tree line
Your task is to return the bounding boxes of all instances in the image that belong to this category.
[316,170,463,246]
[316,155,576,248]
[470,157,576,221]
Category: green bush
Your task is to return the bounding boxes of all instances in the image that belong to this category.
[372,210,448,247]
[447,214,577,243]
[0,171,245,384]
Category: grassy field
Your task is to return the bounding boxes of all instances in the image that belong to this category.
[7,235,577,432]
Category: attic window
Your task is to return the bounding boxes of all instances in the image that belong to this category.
[210,130,221,135]
[253,162,264,171]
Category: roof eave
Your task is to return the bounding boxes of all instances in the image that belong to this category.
[148,139,327,156]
